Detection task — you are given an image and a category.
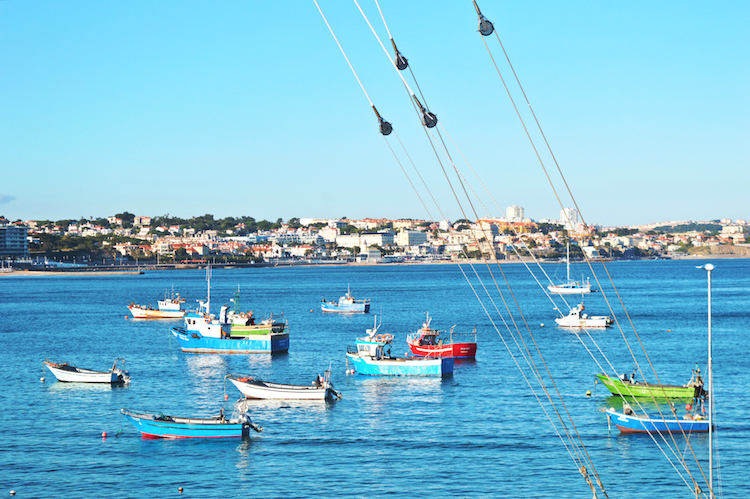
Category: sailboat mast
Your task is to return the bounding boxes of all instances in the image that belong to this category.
[566,240,570,281]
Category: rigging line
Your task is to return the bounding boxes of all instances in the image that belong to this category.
[479,34,567,231]
[374,0,431,113]
[429,122,607,486]
[418,114,590,468]
[491,29,588,231]
[313,0,374,107]
[352,0,419,101]
[392,131,446,221]
[456,263,588,470]
[424,120,599,474]
[481,4,681,422]
[594,262,710,487]
[438,121,567,292]
[481,27,700,492]
[382,134,435,222]
[476,6,706,494]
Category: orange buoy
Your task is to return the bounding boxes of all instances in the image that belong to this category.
[102,432,107,438]
[179,487,183,493]
[224,394,229,400]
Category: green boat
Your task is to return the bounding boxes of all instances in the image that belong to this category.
[596,368,704,399]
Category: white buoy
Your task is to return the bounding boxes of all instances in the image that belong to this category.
[540,323,545,327]
[40,377,45,382]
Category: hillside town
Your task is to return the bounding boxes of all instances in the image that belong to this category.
[1,206,749,265]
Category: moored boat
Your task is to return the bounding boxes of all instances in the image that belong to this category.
[605,406,709,434]
[170,267,289,354]
[596,367,704,399]
[43,358,130,384]
[605,264,716,437]
[121,404,262,439]
[346,318,453,377]
[227,370,341,400]
[555,303,612,328]
[406,313,477,358]
[547,242,593,295]
[128,288,186,319]
[321,286,370,313]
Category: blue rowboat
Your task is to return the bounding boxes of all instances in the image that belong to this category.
[605,408,710,434]
[121,408,262,439]
[345,319,453,377]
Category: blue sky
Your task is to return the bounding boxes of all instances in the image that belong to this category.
[1,1,748,227]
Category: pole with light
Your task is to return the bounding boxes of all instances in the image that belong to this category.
[697,263,714,498]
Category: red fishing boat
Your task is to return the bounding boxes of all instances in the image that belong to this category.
[406,314,477,358]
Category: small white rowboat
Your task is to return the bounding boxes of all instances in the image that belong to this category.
[43,358,131,384]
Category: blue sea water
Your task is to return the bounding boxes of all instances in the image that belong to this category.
[1,259,748,498]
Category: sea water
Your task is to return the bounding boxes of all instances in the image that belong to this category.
[1,259,748,498]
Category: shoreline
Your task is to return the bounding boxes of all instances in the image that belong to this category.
[2,253,747,276]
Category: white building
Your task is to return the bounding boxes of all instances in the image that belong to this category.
[560,208,579,230]
[395,230,428,247]
[506,205,524,221]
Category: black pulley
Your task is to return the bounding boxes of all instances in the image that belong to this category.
[421,110,437,128]
[478,15,494,36]
[395,51,408,70]
[379,117,393,136]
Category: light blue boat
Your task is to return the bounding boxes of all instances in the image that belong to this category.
[121,407,262,439]
[321,286,370,313]
[605,407,710,433]
[171,324,290,354]
[170,266,289,354]
[345,319,453,377]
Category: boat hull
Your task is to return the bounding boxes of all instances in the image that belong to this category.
[171,327,289,354]
[596,374,697,398]
[555,316,611,328]
[321,302,370,313]
[605,409,709,433]
[44,362,127,383]
[122,410,250,438]
[547,284,591,295]
[228,377,331,400]
[346,353,453,377]
[407,340,477,358]
[129,305,185,319]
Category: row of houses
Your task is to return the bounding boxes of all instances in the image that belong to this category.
[3,215,748,260]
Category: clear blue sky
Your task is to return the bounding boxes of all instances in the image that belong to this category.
[1,1,748,227]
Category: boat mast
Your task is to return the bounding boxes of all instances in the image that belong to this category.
[206,265,212,315]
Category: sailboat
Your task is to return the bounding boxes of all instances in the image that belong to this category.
[605,264,715,434]
[547,241,592,294]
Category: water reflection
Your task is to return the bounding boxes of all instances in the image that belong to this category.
[45,381,129,393]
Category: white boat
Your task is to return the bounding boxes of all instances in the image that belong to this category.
[555,303,612,328]
[43,358,130,384]
[547,242,592,294]
[226,370,341,400]
[128,288,186,319]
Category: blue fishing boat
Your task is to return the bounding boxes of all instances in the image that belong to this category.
[604,407,709,434]
[170,267,289,354]
[321,286,370,313]
[345,318,453,377]
[121,405,262,439]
